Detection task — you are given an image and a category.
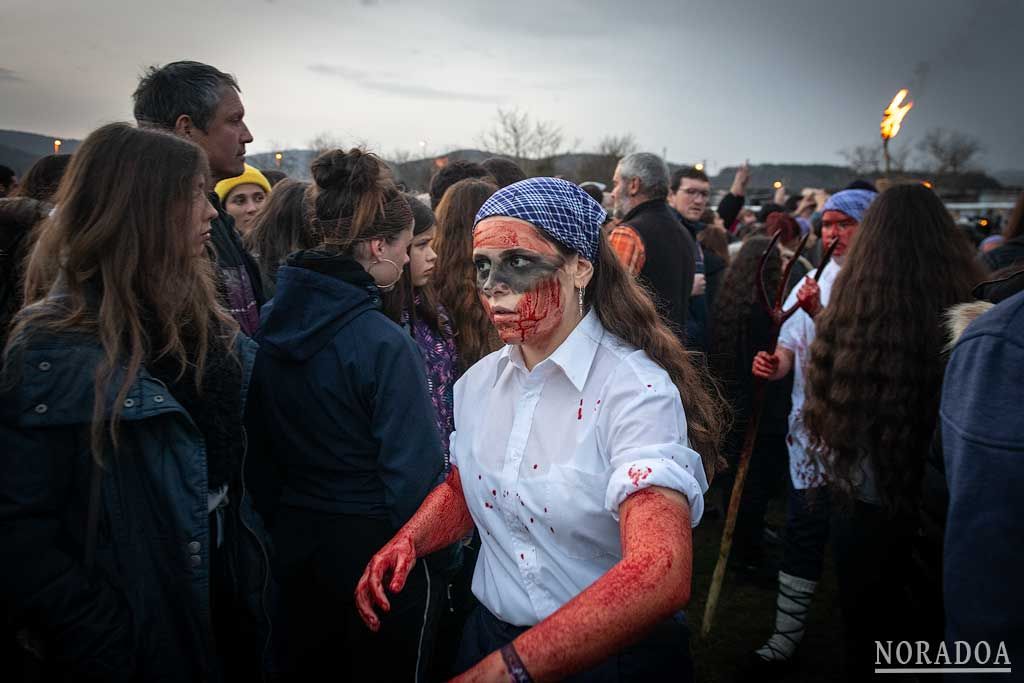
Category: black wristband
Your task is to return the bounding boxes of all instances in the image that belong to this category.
[499,642,533,683]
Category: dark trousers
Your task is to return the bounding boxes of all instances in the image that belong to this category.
[832,500,942,682]
[273,510,443,682]
[429,534,480,681]
[730,432,789,565]
[781,486,830,581]
[454,604,694,682]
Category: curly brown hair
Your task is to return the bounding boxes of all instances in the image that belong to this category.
[802,184,985,515]
[433,178,500,370]
[709,237,781,386]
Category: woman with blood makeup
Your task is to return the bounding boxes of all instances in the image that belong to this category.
[356,177,727,682]
[246,149,445,680]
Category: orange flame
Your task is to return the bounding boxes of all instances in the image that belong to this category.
[880,89,913,140]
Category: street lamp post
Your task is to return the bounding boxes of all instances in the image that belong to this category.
[275,152,283,168]
[53,139,62,155]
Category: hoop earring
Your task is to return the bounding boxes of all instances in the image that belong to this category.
[578,286,586,319]
[369,257,403,291]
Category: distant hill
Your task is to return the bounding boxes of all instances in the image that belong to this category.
[3,129,1010,197]
[993,169,1024,189]
[0,130,81,173]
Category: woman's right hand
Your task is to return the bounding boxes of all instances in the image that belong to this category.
[752,351,780,380]
[354,533,417,632]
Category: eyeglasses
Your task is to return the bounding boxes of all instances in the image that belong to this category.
[681,188,710,199]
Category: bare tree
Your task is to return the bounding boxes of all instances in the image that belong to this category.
[918,128,984,175]
[596,134,639,158]
[388,148,413,165]
[307,131,345,154]
[840,144,881,175]
[889,140,914,173]
[477,108,564,161]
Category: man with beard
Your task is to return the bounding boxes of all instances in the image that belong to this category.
[608,152,697,340]
[133,61,265,336]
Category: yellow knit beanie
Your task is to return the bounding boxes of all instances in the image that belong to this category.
[215,164,271,201]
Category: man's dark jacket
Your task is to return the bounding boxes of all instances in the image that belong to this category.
[619,199,697,339]
[209,193,265,336]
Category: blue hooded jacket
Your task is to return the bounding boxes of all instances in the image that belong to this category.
[248,251,443,530]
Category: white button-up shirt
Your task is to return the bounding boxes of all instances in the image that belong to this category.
[449,311,708,627]
[778,259,841,489]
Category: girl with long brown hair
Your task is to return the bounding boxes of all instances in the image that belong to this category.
[356,178,726,682]
[802,184,985,680]
[243,178,314,298]
[433,177,501,370]
[246,148,445,681]
[0,123,274,681]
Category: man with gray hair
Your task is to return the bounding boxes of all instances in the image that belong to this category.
[133,60,264,336]
[608,152,697,339]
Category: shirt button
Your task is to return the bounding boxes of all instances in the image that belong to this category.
[187,541,201,553]
[123,398,134,408]
[38,361,51,371]
[189,554,201,568]
[34,404,47,414]
[153,395,165,404]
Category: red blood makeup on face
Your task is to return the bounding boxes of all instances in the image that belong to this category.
[474,219,566,345]
[820,210,858,257]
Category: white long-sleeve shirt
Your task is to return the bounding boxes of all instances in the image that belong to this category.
[450,310,708,627]
[778,259,841,489]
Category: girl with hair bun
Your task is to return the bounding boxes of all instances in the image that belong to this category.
[246,148,445,680]
[356,177,727,682]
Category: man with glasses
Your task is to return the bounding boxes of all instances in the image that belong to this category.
[667,167,728,352]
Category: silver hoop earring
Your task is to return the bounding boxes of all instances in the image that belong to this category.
[370,257,403,291]
[578,286,586,319]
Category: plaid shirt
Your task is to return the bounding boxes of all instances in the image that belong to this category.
[607,225,646,275]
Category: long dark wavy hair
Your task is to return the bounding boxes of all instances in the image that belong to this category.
[433,178,500,369]
[709,237,781,386]
[244,178,313,293]
[802,184,985,515]
[546,230,729,480]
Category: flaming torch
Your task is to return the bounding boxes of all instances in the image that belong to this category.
[880,89,913,174]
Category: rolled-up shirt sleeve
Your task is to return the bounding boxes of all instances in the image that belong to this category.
[598,354,709,525]
[448,429,460,469]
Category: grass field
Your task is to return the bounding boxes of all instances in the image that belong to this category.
[687,503,844,682]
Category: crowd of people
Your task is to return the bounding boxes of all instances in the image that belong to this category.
[0,60,1021,683]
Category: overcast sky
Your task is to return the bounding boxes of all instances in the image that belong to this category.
[2,0,1022,173]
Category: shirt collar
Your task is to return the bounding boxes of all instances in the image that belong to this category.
[491,309,604,392]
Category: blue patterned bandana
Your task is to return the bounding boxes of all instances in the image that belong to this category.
[823,189,877,223]
[474,177,605,262]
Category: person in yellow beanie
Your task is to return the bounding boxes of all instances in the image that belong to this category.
[216,164,270,237]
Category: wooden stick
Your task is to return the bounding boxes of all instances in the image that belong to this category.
[701,235,837,638]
